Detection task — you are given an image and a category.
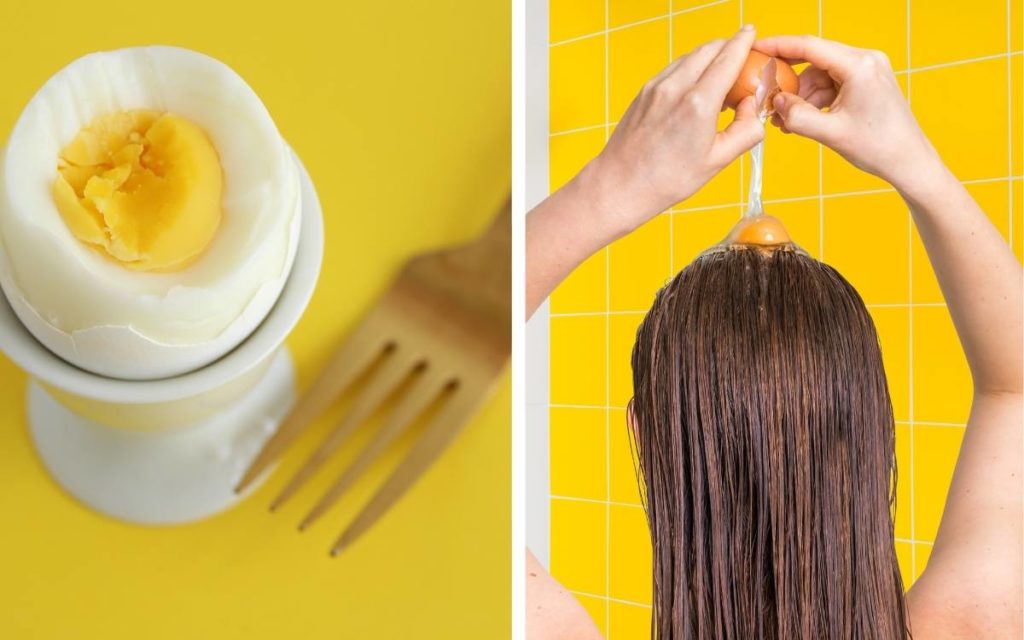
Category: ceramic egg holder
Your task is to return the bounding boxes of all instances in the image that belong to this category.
[0,156,323,525]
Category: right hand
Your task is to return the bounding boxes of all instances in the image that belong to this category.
[755,35,943,190]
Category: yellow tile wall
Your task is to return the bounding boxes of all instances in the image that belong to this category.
[548,0,1022,635]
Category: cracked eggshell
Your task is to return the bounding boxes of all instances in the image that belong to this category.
[0,184,301,380]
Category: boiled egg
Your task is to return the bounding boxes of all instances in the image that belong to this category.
[0,46,301,380]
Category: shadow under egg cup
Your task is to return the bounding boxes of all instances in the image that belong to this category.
[0,155,323,525]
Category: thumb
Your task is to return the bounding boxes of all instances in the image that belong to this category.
[772,91,834,143]
[711,95,765,167]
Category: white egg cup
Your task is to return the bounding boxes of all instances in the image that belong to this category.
[0,154,323,525]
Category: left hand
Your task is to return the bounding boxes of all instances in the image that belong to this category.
[579,25,765,239]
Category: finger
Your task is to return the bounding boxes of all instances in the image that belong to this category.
[797,66,836,98]
[695,25,758,101]
[755,35,858,79]
[769,112,793,133]
[772,91,834,142]
[711,95,765,166]
[803,85,838,110]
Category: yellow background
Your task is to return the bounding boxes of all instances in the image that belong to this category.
[547,0,1022,636]
[0,1,510,638]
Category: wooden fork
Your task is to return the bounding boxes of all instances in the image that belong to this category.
[235,197,510,555]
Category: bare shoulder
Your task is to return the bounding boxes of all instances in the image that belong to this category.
[906,540,1023,640]
[526,549,603,640]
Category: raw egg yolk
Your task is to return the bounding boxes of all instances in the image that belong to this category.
[52,110,223,271]
[734,215,791,245]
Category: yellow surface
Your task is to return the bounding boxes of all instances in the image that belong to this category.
[54,110,222,270]
[548,0,1020,633]
[0,1,509,638]
[608,214,670,311]
[608,19,669,122]
[550,408,607,500]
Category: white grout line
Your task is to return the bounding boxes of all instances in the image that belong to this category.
[552,494,644,508]
[550,303,947,318]
[603,2,611,632]
[550,123,611,137]
[1009,0,1015,257]
[570,589,654,609]
[818,0,824,260]
[894,50,1024,74]
[668,0,675,277]
[906,0,917,582]
[738,0,746,225]
[549,0,730,47]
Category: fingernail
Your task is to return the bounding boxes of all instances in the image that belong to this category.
[773,94,784,110]
[742,24,755,31]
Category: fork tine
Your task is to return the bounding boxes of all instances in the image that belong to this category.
[236,318,387,494]
[298,370,451,531]
[270,347,421,511]
[329,383,485,555]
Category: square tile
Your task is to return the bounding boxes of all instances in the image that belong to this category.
[822,0,907,70]
[911,0,1005,67]
[609,213,671,311]
[870,307,910,423]
[550,315,607,405]
[549,128,607,191]
[911,180,1010,304]
[1013,55,1021,176]
[609,19,671,122]
[671,207,742,271]
[822,192,910,304]
[912,424,966,541]
[911,58,1008,182]
[912,306,972,424]
[610,0,669,28]
[609,408,644,504]
[764,197,820,258]
[551,0,605,43]
[551,498,608,594]
[671,0,741,55]
[551,36,606,132]
[1014,180,1022,263]
[749,124,821,201]
[608,504,653,603]
[913,542,932,581]
[609,313,645,407]
[894,422,912,539]
[1014,2,1023,52]
[743,0,818,39]
[573,593,607,636]
[550,407,608,499]
[609,601,652,638]
[550,248,608,314]
[895,541,914,589]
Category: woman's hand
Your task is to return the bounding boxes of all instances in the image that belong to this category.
[756,35,942,191]
[579,26,765,240]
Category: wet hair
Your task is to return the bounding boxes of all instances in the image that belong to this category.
[630,246,910,639]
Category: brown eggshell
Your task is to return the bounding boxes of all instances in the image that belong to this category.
[724,51,799,111]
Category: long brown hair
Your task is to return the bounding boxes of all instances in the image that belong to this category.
[630,245,909,639]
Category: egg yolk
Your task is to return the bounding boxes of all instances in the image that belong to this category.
[52,110,223,271]
[734,215,791,246]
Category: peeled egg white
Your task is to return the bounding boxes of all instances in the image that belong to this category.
[0,46,300,380]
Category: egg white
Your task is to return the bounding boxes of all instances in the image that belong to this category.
[0,46,300,380]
